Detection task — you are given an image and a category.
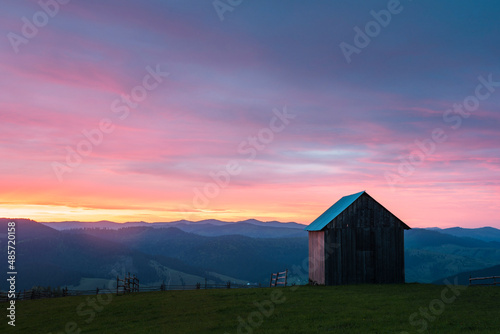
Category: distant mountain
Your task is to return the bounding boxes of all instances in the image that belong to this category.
[405,228,500,283]
[39,220,151,230]
[41,219,307,238]
[3,218,500,289]
[0,218,59,240]
[0,219,241,290]
[430,227,500,243]
[69,226,309,284]
[406,228,500,248]
[61,224,500,284]
[169,222,305,238]
[236,219,305,229]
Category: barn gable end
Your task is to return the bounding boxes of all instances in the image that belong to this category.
[305,191,410,285]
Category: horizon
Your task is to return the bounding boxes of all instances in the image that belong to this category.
[3,217,499,230]
[1,1,499,228]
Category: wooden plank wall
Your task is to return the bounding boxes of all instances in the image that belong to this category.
[308,231,325,284]
[322,193,406,285]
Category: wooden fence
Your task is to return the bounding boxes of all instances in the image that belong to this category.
[269,269,288,287]
[116,273,139,294]
[0,280,260,303]
[469,275,500,286]
[0,287,115,302]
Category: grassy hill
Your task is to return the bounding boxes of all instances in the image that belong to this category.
[1,284,499,333]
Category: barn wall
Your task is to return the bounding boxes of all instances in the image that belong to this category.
[323,193,406,285]
[398,227,405,283]
[308,231,325,284]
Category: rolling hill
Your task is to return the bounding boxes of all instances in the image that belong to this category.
[1,218,500,290]
[0,219,242,290]
[41,219,306,238]
[404,228,500,283]
[65,226,309,284]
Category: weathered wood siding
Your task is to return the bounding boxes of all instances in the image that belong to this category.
[319,193,406,285]
[308,231,325,284]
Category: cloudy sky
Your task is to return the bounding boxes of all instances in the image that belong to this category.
[1,0,499,227]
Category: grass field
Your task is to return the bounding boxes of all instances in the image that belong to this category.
[1,284,499,333]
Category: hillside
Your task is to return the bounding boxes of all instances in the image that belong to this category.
[0,219,241,290]
[1,284,498,333]
[434,264,500,286]
[2,218,500,289]
[66,226,309,284]
[404,228,500,283]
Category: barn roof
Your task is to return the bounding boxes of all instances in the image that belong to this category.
[305,191,365,231]
[304,191,410,231]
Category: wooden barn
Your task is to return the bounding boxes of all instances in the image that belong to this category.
[305,191,410,285]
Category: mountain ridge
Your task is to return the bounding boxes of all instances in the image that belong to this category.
[2,218,499,289]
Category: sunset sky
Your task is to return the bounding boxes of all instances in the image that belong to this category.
[1,0,499,228]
